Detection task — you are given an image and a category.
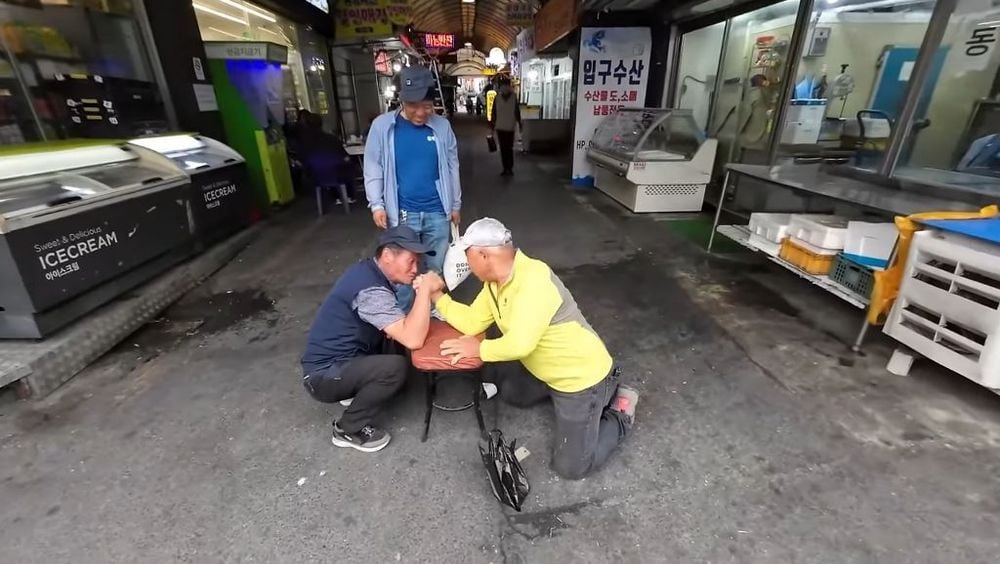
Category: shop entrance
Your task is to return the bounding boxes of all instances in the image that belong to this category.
[192,0,336,133]
[668,0,946,179]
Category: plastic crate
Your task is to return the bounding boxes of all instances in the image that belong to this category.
[789,236,840,256]
[779,237,837,275]
[789,215,850,250]
[748,213,793,244]
[830,254,875,298]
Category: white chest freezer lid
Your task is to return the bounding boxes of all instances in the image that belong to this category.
[129,134,245,171]
[0,144,136,182]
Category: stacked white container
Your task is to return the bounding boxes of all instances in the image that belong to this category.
[788,215,850,255]
[747,213,794,256]
[843,221,898,269]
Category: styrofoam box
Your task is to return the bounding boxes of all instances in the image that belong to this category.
[789,215,850,250]
[789,236,840,256]
[748,213,793,244]
[748,233,782,256]
[883,230,1000,390]
[844,221,898,269]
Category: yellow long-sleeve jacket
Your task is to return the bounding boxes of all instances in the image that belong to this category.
[435,251,613,393]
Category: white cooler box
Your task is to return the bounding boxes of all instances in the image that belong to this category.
[884,230,1000,390]
[747,213,793,256]
[844,221,898,269]
[789,215,850,250]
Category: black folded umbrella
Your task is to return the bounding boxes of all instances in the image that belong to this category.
[479,429,530,511]
[486,134,498,153]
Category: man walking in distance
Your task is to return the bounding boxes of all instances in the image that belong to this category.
[364,65,461,312]
[490,79,521,176]
[301,226,434,453]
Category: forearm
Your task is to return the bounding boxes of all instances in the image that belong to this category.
[365,179,384,210]
[448,132,461,210]
[480,335,535,362]
[398,290,432,349]
[363,137,384,209]
[435,294,491,336]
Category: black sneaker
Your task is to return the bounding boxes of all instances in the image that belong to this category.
[331,423,391,452]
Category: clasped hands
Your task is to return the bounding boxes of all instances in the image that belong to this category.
[413,271,481,365]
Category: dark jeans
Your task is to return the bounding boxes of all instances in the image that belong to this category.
[303,354,408,433]
[494,362,630,480]
[394,210,450,312]
[496,129,515,172]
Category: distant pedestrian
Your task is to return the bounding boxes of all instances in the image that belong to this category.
[490,80,521,176]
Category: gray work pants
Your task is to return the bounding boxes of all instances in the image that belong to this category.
[495,363,630,480]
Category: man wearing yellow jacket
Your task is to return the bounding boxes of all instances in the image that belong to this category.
[417,218,638,479]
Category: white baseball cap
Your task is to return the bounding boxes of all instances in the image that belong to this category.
[455,217,513,251]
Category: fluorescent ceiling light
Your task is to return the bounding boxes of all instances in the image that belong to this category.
[208,26,244,40]
[131,134,205,154]
[827,0,929,14]
[215,0,277,22]
[62,185,97,195]
[462,0,476,3]
[193,3,246,25]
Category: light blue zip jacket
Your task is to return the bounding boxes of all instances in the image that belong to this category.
[363,110,462,226]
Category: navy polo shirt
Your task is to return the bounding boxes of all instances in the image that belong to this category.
[394,113,442,213]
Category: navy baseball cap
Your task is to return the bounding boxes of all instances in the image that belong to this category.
[378,225,436,255]
[399,66,436,103]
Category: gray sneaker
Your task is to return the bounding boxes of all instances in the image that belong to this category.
[331,423,391,453]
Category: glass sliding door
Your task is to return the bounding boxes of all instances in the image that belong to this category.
[775,0,938,170]
[673,22,726,132]
[709,0,802,175]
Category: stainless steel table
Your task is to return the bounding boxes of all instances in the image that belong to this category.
[707,163,978,353]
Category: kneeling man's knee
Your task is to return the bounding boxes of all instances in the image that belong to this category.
[552,454,591,481]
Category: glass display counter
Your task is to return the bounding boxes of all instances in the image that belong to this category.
[586,108,717,213]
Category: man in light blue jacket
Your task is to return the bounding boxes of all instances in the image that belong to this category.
[364,65,462,311]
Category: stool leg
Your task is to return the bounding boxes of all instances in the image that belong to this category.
[338,184,350,214]
[473,375,486,437]
[422,373,435,442]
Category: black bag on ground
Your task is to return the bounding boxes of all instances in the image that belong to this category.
[479,429,530,511]
[486,134,497,153]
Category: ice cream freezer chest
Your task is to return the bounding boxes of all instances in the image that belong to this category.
[129,134,253,243]
[0,142,193,338]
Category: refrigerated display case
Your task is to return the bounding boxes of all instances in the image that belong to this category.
[586,108,717,213]
[129,134,252,243]
[0,141,192,338]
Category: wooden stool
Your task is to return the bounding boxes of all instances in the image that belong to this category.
[411,320,485,442]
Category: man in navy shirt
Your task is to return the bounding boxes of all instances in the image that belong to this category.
[364,66,462,312]
[301,226,435,452]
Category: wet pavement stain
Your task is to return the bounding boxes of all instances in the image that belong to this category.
[91,289,278,379]
[725,277,800,318]
[503,500,600,541]
[166,289,276,334]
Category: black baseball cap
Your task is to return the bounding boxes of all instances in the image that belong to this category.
[399,66,436,103]
[378,225,436,256]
